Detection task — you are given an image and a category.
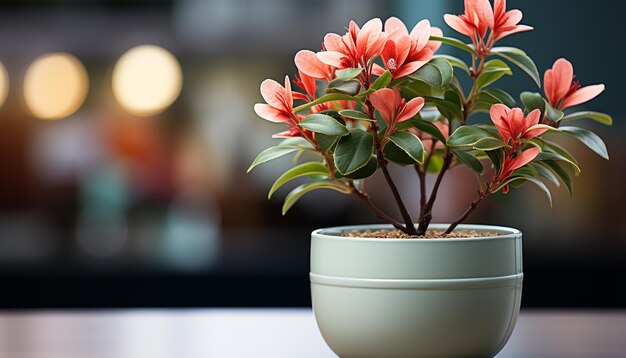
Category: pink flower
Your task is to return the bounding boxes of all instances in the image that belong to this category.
[369,88,424,128]
[373,17,441,79]
[495,147,541,191]
[317,18,386,71]
[292,70,318,101]
[254,76,294,123]
[490,104,551,146]
[294,50,334,81]
[444,0,532,53]
[543,58,605,111]
[492,0,533,41]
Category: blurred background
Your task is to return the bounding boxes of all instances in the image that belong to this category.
[0,0,623,308]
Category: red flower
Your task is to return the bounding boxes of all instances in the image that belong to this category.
[544,58,605,111]
[490,104,551,146]
[369,88,424,128]
[254,76,294,123]
[294,50,334,82]
[495,147,541,193]
[317,18,386,71]
[372,17,442,79]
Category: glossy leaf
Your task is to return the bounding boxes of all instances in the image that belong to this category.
[426,155,445,174]
[383,140,418,165]
[429,36,478,56]
[300,114,350,136]
[473,137,508,151]
[529,162,561,188]
[293,93,358,113]
[491,47,541,87]
[452,149,484,174]
[387,131,425,163]
[560,111,613,126]
[410,58,453,88]
[433,54,470,75]
[282,181,352,215]
[248,146,300,172]
[334,129,375,175]
[327,79,361,95]
[558,126,609,160]
[342,156,378,179]
[339,109,373,121]
[535,151,581,175]
[539,160,574,195]
[371,70,392,90]
[426,96,463,121]
[542,141,580,175]
[448,126,491,147]
[474,59,512,90]
[411,118,447,143]
[486,148,505,175]
[497,175,553,206]
[268,162,330,198]
[335,68,363,81]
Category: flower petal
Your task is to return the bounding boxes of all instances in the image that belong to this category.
[524,108,542,129]
[317,51,346,68]
[397,97,425,123]
[489,103,510,132]
[323,33,344,52]
[495,24,533,41]
[426,27,443,53]
[523,124,552,140]
[254,103,289,123]
[410,19,431,52]
[369,88,396,125]
[561,84,605,109]
[444,14,474,37]
[393,60,429,79]
[260,79,285,108]
[384,17,409,42]
[357,18,383,60]
[295,50,330,79]
[509,147,540,171]
[552,58,574,104]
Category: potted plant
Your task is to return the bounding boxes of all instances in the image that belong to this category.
[249,1,611,356]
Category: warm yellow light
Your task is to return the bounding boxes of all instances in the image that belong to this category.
[23,53,89,120]
[112,45,183,116]
[0,62,9,109]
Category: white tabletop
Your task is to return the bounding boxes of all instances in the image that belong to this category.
[0,309,624,357]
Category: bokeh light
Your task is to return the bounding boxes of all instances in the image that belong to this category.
[23,53,89,120]
[0,62,9,109]
[112,45,183,116]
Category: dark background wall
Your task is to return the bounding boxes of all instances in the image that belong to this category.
[0,0,624,308]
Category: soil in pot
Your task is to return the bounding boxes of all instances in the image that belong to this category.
[343,229,500,239]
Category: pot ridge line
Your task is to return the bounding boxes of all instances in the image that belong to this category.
[309,272,523,290]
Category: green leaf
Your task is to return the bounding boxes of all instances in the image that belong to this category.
[371,70,392,90]
[279,137,314,149]
[474,59,512,90]
[429,36,478,56]
[335,68,363,80]
[538,160,574,195]
[410,58,453,88]
[535,151,581,175]
[334,129,375,175]
[448,125,491,147]
[338,109,373,121]
[383,140,418,165]
[497,175,553,206]
[542,140,580,175]
[426,155,445,174]
[560,111,613,126]
[529,162,561,188]
[248,146,300,172]
[387,131,425,164]
[401,79,445,98]
[473,137,508,151]
[293,93,358,113]
[486,148,504,175]
[341,156,378,179]
[411,118,447,143]
[326,79,361,95]
[300,114,350,136]
[452,149,484,174]
[268,162,330,198]
[433,54,470,75]
[483,88,517,107]
[426,97,463,121]
[282,181,352,215]
[557,126,609,160]
[491,47,541,87]
[520,91,544,113]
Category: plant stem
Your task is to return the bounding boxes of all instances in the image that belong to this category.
[416,152,453,235]
[444,189,491,235]
[370,122,416,234]
[350,182,406,232]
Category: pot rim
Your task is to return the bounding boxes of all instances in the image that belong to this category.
[312,223,521,243]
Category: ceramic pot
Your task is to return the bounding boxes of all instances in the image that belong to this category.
[310,224,523,358]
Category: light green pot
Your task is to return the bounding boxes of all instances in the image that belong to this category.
[310,224,523,358]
